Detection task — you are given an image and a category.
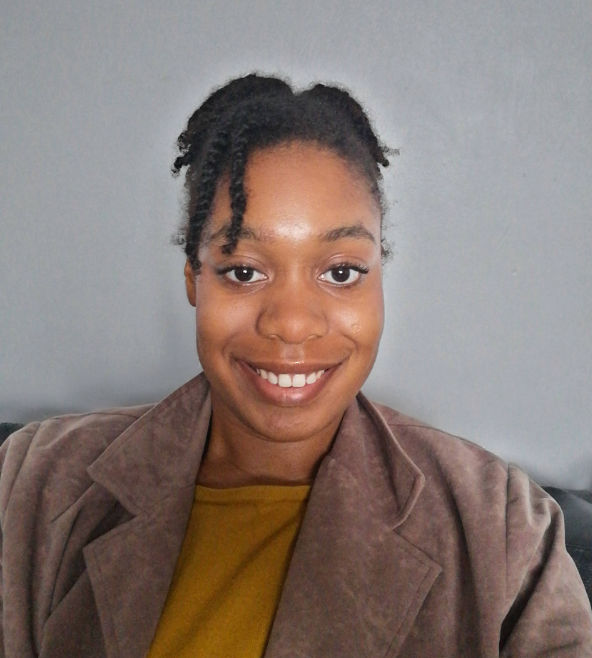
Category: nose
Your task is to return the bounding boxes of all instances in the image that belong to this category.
[256,281,329,344]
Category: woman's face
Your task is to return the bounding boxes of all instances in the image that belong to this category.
[185,142,384,444]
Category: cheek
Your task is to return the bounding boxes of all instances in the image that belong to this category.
[193,280,258,356]
[336,286,384,349]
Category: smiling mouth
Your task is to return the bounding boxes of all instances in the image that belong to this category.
[252,367,326,388]
[238,359,340,406]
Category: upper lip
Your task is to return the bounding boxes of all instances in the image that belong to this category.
[241,359,341,374]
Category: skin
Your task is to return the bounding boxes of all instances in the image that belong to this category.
[185,142,385,487]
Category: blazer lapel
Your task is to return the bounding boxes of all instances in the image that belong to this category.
[265,395,442,658]
[82,375,211,658]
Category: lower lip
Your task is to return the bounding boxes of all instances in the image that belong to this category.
[237,360,339,406]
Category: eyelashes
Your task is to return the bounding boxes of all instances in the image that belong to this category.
[318,264,369,285]
[218,266,266,283]
[216,262,369,287]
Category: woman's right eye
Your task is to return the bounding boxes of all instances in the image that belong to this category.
[223,266,266,284]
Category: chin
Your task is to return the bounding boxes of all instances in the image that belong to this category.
[241,405,341,445]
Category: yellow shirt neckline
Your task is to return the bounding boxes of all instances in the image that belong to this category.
[194,483,312,503]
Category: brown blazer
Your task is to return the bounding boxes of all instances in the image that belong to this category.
[1,373,591,657]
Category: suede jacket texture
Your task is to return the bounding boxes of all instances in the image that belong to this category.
[1,373,591,658]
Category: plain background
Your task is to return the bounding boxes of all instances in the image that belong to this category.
[1,0,590,488]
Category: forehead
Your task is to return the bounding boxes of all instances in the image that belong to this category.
[204,142,381,245]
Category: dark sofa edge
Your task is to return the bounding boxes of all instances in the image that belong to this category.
[0,423,24,445]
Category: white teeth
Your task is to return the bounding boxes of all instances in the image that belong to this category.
[292,374,306,387]
[278,374,292,388]
[254,368,325,388]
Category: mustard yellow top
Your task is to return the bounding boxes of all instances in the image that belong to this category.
[147,483,311,658]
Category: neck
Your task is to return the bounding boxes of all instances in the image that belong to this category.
[196,396,342,488]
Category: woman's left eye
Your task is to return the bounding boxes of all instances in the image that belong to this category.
[223,267,266,283]
[319,265,368,286]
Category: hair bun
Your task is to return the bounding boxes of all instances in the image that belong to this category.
[304,83,389,168]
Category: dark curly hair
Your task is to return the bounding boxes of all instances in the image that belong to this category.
[173,73,391,272]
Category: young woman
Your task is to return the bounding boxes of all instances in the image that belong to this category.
[1,74,591,658]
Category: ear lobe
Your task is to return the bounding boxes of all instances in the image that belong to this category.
[184,260,197,307]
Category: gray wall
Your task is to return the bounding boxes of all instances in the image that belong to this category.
[1,0,591,488]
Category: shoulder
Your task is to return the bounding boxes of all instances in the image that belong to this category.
[370,400,511,488]
[366,399,555,541]
[363,401,592,650]
[0,404,153,519]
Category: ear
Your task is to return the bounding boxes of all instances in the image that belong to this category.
[184,260,197,307]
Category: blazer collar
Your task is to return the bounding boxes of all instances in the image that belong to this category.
[84,374,440,658]
[329,392,426,528]
[87,374,211,514]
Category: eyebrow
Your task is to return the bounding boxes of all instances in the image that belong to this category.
[205,221,376,245]
[320,224,376,244]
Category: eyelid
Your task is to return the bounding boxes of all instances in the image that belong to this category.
[318,263,369,286]
[216,264,267,284]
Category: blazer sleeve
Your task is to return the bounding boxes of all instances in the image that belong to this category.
[0,423,40,658]
[500,465,592,656]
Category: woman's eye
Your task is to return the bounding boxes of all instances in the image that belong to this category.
[223,266,266,283]
[319,266,366,286]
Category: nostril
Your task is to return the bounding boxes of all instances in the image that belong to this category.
[256,303,329,344]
